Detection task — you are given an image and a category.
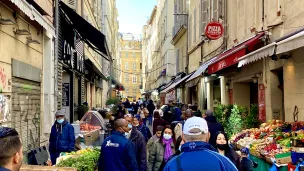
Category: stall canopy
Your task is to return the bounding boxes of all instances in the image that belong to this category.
[84,59,107,80]
[185,58,218,87]
[208,32,265,74]
[276,30,304,54]
[162,72,194,93]
[111,78,124,91]
[59,1,109,60]
[238,42,276,67]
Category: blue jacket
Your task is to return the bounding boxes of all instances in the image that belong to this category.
[137,124,152,142]
[164,141,238,171]
[98,131,138,171]
[49,120,75,153]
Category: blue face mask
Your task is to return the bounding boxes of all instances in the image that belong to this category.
[57,118,64,124]
[128,123,132,129]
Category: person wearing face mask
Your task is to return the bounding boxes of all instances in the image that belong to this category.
[49,111,75,165]
[148,125,175,171]
[215,131,241,169]
[124,115,147,171]
[133,114,152,142]
[163,117,237,171]
[0,127,23,171]
[98,118,138,171]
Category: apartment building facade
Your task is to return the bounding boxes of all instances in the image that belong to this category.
[0,0,55,151]
[120,33,142,100]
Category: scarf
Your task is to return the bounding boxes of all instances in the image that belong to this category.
[162,138,173,162]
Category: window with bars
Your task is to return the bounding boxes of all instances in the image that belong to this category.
[132,62,136,70]
[125,62,129,70]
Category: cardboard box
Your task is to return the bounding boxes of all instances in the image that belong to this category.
[20,165,77,171]
[82,129,100,146]
[275,152,292,165]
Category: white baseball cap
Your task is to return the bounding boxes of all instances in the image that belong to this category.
[183,117,209,135]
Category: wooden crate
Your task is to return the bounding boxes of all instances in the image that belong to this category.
[20,165,77,171]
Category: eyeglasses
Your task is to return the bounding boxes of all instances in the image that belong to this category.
[0,127,19,138]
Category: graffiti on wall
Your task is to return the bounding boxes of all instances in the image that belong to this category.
[0,66,7,92]
[0,94,10,123]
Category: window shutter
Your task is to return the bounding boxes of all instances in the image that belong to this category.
[213,0,219,21]
[202,0,208,34]
[193,8,196,43]
[176,49,180,73]
[188,15,192,45]
[218,0,223,19]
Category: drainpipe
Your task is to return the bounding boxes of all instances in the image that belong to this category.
[54,0,59,112]
[185,16,189,74]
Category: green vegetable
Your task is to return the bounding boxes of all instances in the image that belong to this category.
[57,148,100,171]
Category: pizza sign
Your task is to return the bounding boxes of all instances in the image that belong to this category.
[205,21,224,40]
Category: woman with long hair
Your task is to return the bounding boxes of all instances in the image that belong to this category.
[148,125,175,171]
[215,131,241,169]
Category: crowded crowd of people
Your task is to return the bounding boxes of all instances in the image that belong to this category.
[0,98,255,171]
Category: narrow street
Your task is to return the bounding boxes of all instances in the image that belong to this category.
[1,0,304,171]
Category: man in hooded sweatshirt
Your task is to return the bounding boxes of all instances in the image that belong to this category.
[203,110,224,148]
[49,110,75,165]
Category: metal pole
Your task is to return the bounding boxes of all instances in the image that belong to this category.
[54,0,59,112]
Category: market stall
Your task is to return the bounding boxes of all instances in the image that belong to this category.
[230,120,304,170]
[73,111,108,148]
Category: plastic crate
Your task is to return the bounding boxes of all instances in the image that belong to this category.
[27,146,49,165]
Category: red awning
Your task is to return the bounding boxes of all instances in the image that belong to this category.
[208,32,265,74]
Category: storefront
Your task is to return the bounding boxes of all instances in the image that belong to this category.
[0,0,55,151]
[58,2,109,121]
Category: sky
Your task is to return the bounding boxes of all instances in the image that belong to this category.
[116,0,157,35]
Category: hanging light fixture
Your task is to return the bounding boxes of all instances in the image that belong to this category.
[252,75,259,83]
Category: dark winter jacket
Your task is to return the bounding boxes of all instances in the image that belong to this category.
[98,131,138,171]
[147,101,155,117]
[152,118,168,135]
[164,141,238,171]
[136,124,152,142]
[241,157,253,171]
[170,107,182,122]
[129,126,147,171]
[49,120,75,153]
[205,115,224,147]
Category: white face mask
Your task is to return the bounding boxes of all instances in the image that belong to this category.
[163,133,172,140]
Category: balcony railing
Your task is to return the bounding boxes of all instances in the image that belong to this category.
[172,16,187,37]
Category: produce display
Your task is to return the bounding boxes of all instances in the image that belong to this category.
[230,120,304,161]
[57,148,100,171]
[80,123,101,131]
